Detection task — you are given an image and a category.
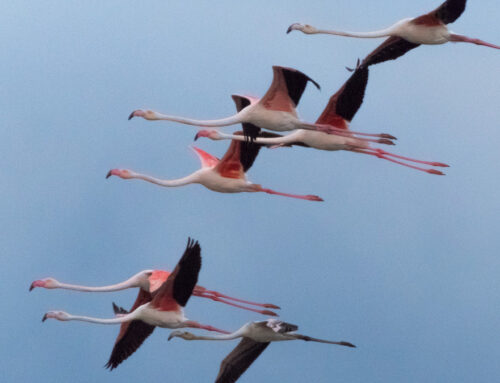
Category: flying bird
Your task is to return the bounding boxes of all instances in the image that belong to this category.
[128,65,391,140]
[287,0,499,67]
[30,269,280,317]
[168,319,355,383]
[106,133,323,201]
[42,238,229,370]
[196,66,448,175]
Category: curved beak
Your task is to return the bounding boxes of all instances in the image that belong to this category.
[128,110,145,120]
[287,23,299,34]
[128,111,136,120]
[29,282,35,292]
[194,132,200,141]
[168,334,174,341]
[42,314,48,322]
[106,170,113,179]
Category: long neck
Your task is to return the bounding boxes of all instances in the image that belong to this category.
[56,275,142,293]
[153,111,243,128]
[130,172,200,188]
[183,331,242,341]
[65,311,138,325]
[314,24,398,39]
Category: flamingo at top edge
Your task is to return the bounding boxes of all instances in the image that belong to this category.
[287,0,500,67]
[30,269,280,317]
[196,65,449,175]
[106,132,323,202]
[42,238,230,370]
[128,65,393,141]
[168,319,355,383]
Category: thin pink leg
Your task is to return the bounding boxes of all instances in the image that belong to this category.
[308,123,397,140]
[185,321,230,334]
[374,149,449,167]
[354,149,445,175]
[197,293,278,316]
[258,187,324,201]
[450,34,500,49]
[200,289,280,309]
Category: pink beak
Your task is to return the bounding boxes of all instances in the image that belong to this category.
[128,110,145,120]
[106,169,121,179]
[29,280,45,291]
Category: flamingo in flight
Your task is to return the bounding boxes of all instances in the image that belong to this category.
[196,66,449,175]
[30,269,280,317]
[42,238,230,370]
[168,319,355,383]
[106,132,323,202]
[287,0,500,67]
[128,65,393,142]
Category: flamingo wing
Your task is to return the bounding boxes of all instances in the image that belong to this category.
[260,66,320,112]
[191,146,220,168]
[214,139,246,179]
[315,66,369,126]
[105,289,155,370]
[231,94,262,140]
[151,238,201,309]
[430,0,466,24]
[361,36,420,68]
[215,338,270,383]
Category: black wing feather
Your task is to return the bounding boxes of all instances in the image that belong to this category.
[432,0,466,24]
[335,66,369,122]
[281,67,320,106]
[362,36,420,68]
[105,321,155,370]
[215,338,270,383]
[172,238,201,307]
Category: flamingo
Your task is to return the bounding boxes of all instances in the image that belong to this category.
[128,65,393,142]
[42,238,230,370]
[30,270,280,317]
[168,319,355,383]
[287,0,500,67]
[196,66,448,175]
[106,133,323,202]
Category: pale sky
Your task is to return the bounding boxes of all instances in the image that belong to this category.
[2,1,500,382]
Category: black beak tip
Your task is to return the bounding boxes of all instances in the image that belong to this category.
[42,314,47,322]
[128,111,135,120]
[29,284,34,292]
[194,133,199,141]
[106,171,112,179]
[286,27,292,34]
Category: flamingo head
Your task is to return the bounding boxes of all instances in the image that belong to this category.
[287,23,317,34]
[42,311,70,322]
[106,169,133,179]
[194,130,222,141]
[168,330,196,341]
[29,278,60,291]
[128,109,157,120]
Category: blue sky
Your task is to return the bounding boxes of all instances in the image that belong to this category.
[2,1,500,382]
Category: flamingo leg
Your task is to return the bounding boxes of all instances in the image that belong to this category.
[353,149,445,175]
[196,293,278,316]
[373,149,449,167]
[257,187,324,201]
[449,34,500,49]
[308,123,397,140]
[198,289,280,309]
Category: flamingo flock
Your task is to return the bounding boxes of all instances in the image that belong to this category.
[32,0,498,381]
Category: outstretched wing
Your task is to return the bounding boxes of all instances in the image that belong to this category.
[361,36,420,68]
[430,0,466,24]
[105,289,155,370]
[315,66,369,127]
[231,94,262,140]
[214,139,245,179]
[260,66,320,112]
[191,146,220,168]
[151,238,201,309]
[215,338,270,383]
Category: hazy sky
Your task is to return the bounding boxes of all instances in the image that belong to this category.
[2,1,500,382]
